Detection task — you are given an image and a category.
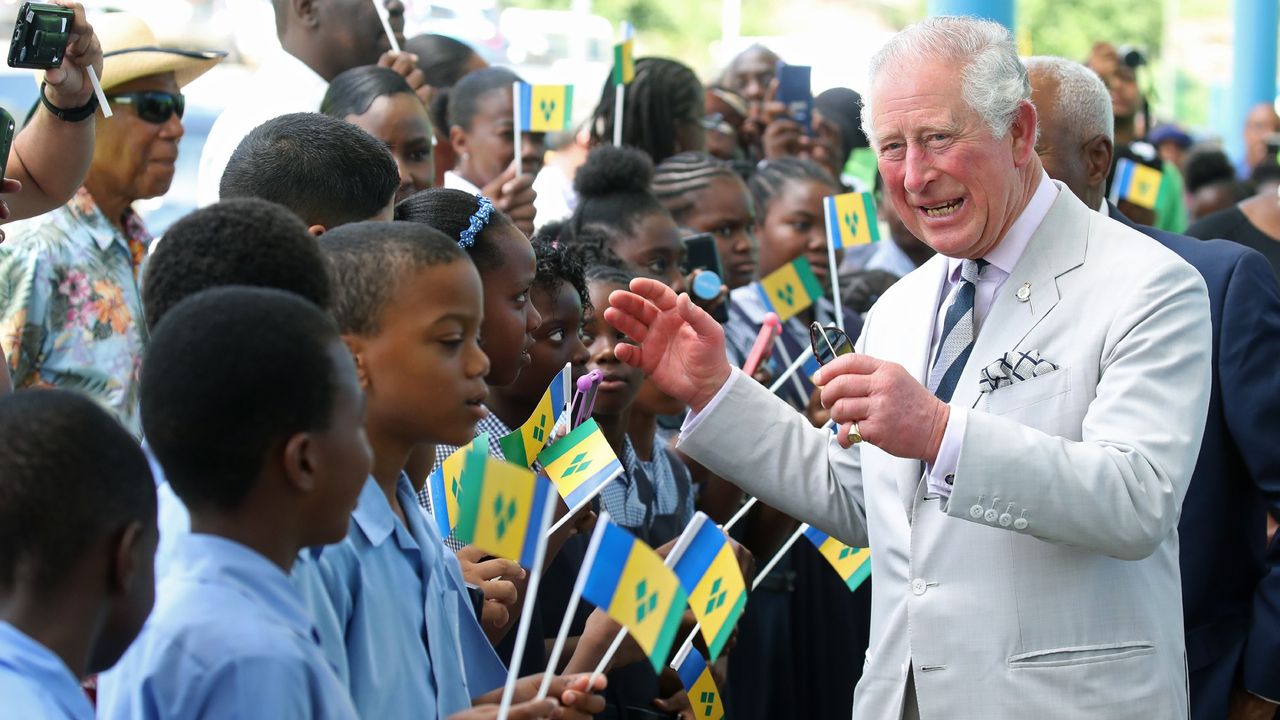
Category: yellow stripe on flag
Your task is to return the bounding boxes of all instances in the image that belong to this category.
[688,542,746,658]
[458,450,537,563]
[612,541,687,660]
[1127,162,1163,210]
[529,85,571,133]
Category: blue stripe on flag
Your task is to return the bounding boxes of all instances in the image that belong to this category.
[677,649,708,690]
[564,458,622,509]
[517,82,533,133]
[803,525,828,546]
[428,468,451,537]
[824,196,843,250]
[674,522,722,590]
[583,522,632,608]
[519,476,553,567]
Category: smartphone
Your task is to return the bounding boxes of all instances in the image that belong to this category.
[9,3,75,70]
[0,108,14,179]
[681,232,728,322]
[775,63,813,135]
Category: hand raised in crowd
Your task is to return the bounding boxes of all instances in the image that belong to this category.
[456,545,524,634]
[759,78,812,162]
[482,163,538,237]
[604,278,733,412]
[42,2,103,109]
[814,353,949,458]
[377,50,430,105]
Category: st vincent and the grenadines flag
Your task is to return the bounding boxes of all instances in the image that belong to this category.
[517,82,574,133]
[802,525,872,592]
[755,255,824,322]
[427,434,488,538]
[536,418,622,513]
[453,449,555,568]
[581,519,688,672]
[670,514,747,661]
[675,649,725,720]
[824,191,880,250]
[499,363,571,467]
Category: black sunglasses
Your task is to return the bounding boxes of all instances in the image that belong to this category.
[106,91,185,124]
[810,322,855,366]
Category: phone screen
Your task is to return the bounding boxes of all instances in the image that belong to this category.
[775,63,813,135]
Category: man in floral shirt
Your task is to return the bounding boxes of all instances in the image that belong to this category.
[0,13,223,434]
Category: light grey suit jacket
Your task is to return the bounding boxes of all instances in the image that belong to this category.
[680,185,1212,720]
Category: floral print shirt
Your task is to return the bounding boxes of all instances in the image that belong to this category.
[0,189,149,435]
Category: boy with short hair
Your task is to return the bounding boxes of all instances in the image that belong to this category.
[97,286,370,719]
[0,389,156,720]
[311,221,605,719]
[219,112,401,233]
[139,197,335,579]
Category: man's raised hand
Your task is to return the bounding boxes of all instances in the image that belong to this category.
[602,278,731,412]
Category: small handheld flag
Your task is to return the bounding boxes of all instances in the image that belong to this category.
[427,434,488,538]
[453,452,559,720]
[453,449,555,569]
[670,514,746,661]
[581,519,688,671]
[517,82,574,134]
[675,649,725,720]
[802,526,871,592]
[538,418,622,517]
[824,192,880,250]
[1110,158,1163,210]
[754,256,824,322]
[499,363,572,467]
[612,38,635,85]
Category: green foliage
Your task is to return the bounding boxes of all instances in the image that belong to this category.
[1018,0,1163,60]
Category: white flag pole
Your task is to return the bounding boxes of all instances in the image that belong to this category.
[825,204,845,332]
[371,0,401,53]
[496,487,559,720]
[537,513,610,700]
[512,82,524,178]
[751,523,809,592]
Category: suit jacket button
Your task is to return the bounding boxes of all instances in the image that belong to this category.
[911,578,927,596]
[969,505,984,519]
[998,513,1013,527]
[984,508,999,523]
[1013,517,1029,530]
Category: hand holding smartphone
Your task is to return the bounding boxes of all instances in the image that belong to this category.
[775,63,813,136]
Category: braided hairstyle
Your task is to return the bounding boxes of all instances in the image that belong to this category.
[651,151,740,224]
[395,188,514,272]
[747,157,839,217]
[589,57,703,165]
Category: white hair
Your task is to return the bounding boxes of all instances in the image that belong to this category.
[1023,56,1114,144]
[862,16,1030,145]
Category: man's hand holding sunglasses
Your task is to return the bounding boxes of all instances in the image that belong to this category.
[41,2,103,111]
[813,353,950,461]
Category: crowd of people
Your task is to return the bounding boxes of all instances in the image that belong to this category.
[0,2,1277,719]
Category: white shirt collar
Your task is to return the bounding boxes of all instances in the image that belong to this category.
[946,170,1058,280]
[443,171,483,196]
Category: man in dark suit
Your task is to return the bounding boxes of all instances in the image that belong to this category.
[1028,56,1280,720]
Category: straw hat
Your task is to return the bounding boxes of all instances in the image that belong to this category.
[92,12,226,92]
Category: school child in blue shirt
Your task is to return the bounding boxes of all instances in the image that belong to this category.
[0,390,155,720]
[97,287,369,719]
[307,220,605,720]
[135,198,336,581]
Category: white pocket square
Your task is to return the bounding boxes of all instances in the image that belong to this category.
[979,350,1059,394]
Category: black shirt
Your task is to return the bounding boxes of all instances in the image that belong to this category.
[1186,206,1280,283]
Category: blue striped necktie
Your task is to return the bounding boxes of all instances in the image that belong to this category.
[928,259,987,402]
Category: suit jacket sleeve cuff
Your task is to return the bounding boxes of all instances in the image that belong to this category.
[679,369,743,438]
[925,406,968,503]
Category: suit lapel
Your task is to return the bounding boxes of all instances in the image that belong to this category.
[951,185,1090,412]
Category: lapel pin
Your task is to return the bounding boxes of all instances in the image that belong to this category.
[1015,283,1031,302]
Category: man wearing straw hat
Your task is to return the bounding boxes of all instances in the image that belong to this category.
[0,13,224,435]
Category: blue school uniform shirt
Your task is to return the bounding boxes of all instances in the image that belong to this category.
[0,622,93,720]
[141,442,190,582]
[294,474,507,720]
[97,534,357,720]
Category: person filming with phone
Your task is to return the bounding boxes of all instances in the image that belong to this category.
[0,12,224,432]
[605,17,1212,720]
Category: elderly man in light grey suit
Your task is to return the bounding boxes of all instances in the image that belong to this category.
[605,17,1212,720]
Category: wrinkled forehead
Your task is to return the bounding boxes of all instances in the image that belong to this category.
[866,63,971,137]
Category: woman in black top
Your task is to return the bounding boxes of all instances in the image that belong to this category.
[1187,187,1280,283]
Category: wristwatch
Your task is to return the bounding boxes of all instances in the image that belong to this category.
[39,82,99,122]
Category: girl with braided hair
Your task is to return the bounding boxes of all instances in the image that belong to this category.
[652,151,758,290]
[588,57,706,165]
